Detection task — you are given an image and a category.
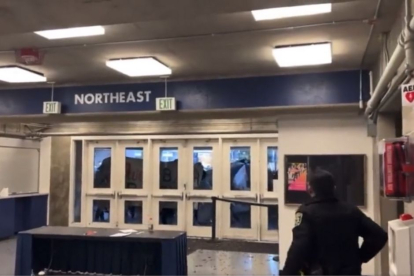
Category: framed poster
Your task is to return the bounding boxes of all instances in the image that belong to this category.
[287,162,308,192]
[285,155,366,206]
[285,156,310,204]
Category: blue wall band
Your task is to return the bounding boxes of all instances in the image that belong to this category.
[0,70,369,116]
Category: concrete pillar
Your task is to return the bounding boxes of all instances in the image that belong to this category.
[39,137,52,225]
[49,136,71,226]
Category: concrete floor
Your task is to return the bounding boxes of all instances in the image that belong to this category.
[0,238,16,275]
[0,238,279,275]
[188,249,279,275]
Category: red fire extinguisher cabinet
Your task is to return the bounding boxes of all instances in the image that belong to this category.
[379,135,414,201]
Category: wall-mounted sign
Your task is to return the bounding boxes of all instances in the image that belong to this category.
[156,97,176,111]
[284,155,366,206]
[0,70,369,116]
[402,84,414,106]
[43,102,61,114]
[74,91,151,105]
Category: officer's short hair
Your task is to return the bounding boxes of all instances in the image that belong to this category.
[309,169,335,196]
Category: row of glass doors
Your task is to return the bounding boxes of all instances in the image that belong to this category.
[71,136,279,241]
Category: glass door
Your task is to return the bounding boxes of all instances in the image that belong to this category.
[186,140,219,237]
[116,141,150,229]
[259,140,279,242]
[151,141,186,231]
[85,141,117,228]
[221,139,259,240]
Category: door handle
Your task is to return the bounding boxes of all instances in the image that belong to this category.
[118,192,147,199]
[234,195,255,199]
[152,194,183,199]
[186,194,210,199]
[260,194,278,201]
[86,191,115,199]
[222,195,238,200]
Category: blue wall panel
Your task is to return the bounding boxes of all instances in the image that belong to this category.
[0,70,369,116]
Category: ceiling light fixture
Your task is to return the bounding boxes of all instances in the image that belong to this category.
[34,26,105,40]
[272,43,332,67]
[252,3,332,21]
[0,66,47,83]
[106,57,172,77]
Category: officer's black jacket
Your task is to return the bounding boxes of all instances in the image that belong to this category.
[281,196,388,275]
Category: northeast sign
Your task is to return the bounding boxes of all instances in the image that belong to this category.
[0,70,369,116]
[74,91,152,105]
[402,84,414,106]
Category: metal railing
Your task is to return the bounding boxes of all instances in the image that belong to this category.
[211,196,277,240]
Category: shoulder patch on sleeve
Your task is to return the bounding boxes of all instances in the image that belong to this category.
[295,212,303,226]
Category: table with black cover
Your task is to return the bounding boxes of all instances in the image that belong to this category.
[15,226,187,276]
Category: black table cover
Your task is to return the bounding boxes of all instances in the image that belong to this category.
[15,226,187,276]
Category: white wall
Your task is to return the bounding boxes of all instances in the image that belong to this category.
[0,137,40,193]
[403,90,414,214]
[277,114,378,275]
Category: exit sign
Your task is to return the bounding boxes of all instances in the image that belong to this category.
[43,101,61,114]
[156,97,176,111]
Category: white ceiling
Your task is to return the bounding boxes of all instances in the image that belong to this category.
[0,0,403,88]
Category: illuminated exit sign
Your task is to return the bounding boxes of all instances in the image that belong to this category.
[43,101,61,114]
[156,97,176,111]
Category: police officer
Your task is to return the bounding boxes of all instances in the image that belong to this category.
[281,169,387,275]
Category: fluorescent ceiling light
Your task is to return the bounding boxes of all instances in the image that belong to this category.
[106,57,172,77]
[252,3,332,21]
[35,26,105,40]
[0,66,47,83]
[272,43,332,67]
